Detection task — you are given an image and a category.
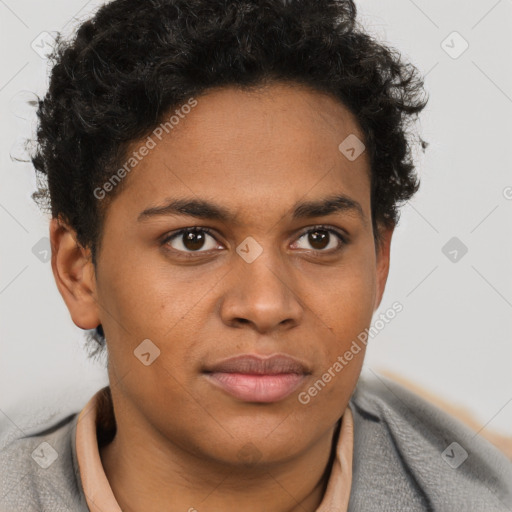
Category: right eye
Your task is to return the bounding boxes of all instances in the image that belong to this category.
[160,227,224,256]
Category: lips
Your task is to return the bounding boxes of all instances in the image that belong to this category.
[203,354,309,403]
[205,354,308,375]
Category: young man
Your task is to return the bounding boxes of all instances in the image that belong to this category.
[1,0,511,511]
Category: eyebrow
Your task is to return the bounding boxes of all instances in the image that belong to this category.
[137,194,367,226]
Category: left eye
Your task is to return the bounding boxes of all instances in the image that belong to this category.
[292,227,346,252]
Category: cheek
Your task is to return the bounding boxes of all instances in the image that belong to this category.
[97,248,194,333]
[95,251,217,378]
[332,265,376,334]
[297,269,374,422]
[305,252,377,345]
[299,249,376,404]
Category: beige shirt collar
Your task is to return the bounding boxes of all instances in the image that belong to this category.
[75,387,353,512]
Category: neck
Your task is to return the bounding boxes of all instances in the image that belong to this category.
[99,413,340,512]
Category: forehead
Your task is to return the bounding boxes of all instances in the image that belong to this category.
[105,82,371,226]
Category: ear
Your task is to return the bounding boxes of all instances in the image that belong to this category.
[49,216,100,330]
[373,223,394,311]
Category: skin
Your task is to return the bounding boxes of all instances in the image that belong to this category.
[50,81,393,512]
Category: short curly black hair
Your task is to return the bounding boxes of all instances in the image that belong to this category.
[29,0,428,352]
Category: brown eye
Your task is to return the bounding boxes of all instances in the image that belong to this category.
[293,226,346,253]
[308,229,330,250]
[163,228,220,254]
[182,229,207,251]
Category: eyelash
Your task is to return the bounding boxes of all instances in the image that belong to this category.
[160,225,348,258]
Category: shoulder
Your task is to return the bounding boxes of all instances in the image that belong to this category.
[0,413,89,512]
[348,371,512,512]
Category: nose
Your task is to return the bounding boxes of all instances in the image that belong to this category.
[219,248,304,334]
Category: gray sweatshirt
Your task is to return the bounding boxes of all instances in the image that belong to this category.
[1,373,511,511]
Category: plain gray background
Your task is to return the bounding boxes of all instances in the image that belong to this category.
[1,0,511,439]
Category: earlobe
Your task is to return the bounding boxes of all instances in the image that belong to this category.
[374,224,394,311]
[49,217,100,330]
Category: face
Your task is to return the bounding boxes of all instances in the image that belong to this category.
[51,82,392,467]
